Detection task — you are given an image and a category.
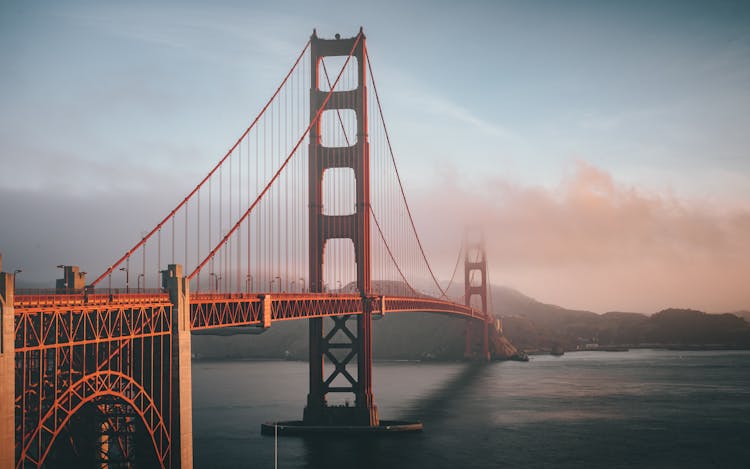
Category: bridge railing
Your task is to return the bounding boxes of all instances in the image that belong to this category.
[381,297,487,321]
[15,291,170,308]
[188,292,488,331]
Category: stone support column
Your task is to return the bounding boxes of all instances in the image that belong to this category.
[162,264,193,468]
[0,257,16,469]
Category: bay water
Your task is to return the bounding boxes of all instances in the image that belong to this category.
[193,349,750,468]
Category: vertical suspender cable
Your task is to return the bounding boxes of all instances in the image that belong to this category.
[90,40,310,287]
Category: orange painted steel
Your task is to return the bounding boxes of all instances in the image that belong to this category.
[90,39,313,288]
[5,28,500,465]
[189,292,489,330]
[25,371,170,468]
[13,294,173,468]
[12,291,489,466]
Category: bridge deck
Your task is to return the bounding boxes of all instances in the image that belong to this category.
[13,292,488,338]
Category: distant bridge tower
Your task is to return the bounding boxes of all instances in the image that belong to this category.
[464,230,490,361]
[305,29,378,426]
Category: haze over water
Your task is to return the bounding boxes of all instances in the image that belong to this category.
[192,349,750,468]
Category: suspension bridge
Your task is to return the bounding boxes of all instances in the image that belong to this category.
[0,29,505,468]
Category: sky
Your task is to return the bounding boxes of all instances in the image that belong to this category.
[1,0,749,313]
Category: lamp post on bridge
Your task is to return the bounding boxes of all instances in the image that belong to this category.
[290,280,296,292]
[137,273,144,292]
[246,274,253,293]
[209,272,221,292]
[119,267,129,293]
[299,277,306,293]
[274,276,282,293]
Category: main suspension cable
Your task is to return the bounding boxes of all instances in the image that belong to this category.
[188,33,364,280]
[91,40,312,287]
[366,49,459,299]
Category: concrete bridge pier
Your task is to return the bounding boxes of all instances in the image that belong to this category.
[0,256,16,469]
[162,264,194,469]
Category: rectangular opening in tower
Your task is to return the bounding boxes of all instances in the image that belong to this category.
[468,269,484,287]
[318,56,359,92]
[322,168,356,216]
[322,238,356,294]
[320,109,357,148]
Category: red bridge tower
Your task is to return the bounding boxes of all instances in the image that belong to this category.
[304,29,378,426]
[464,230,491,361]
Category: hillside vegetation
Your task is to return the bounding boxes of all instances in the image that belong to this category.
[192,285,750,359]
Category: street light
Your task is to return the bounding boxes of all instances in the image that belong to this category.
[337,280,342,291]
[137,273,145,292]
[299,278,306,293]
[274,276,281,293]
[12,270,21,292]
[209,273,221,292]
[246,274,253,293]
[119,267,129,293]
[290,280,296,292]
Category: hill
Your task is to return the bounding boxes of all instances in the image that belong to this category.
[192,313,470,360]
[729,310,750,323]
[191,284,750,359]
[492,284,750,351]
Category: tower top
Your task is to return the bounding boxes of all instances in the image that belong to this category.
[310,28,365,41]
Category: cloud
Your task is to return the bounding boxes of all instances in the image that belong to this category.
[0,185,170,287]
[418,94,519,141]
[411,160,750,313]
[3,157,748,314]
[54,4,305,67]
[0,138,203,196]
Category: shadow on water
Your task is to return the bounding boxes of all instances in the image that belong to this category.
[402,361,488,423]
[300,435,387,469]
[298,362,491,469]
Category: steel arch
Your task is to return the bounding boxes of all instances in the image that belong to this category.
[18,370,169,469]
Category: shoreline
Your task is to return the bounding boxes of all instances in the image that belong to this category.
[191,346,750,362]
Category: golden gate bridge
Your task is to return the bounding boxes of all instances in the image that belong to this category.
[0,29,504,468]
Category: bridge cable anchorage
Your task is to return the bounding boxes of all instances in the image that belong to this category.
[187,32,364,280]
[366,49,460,300]
[90,39,312,288]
